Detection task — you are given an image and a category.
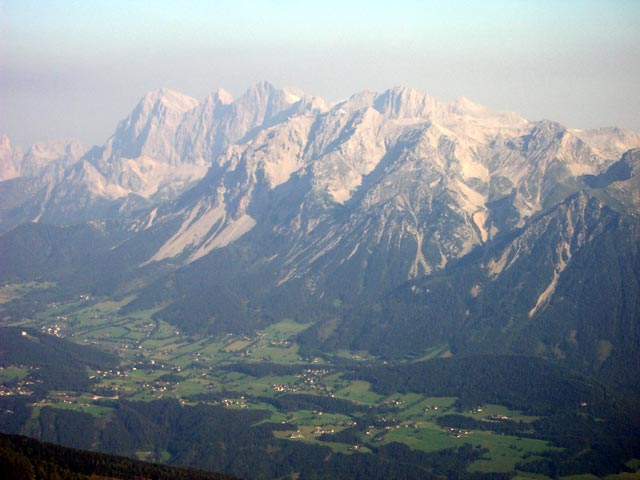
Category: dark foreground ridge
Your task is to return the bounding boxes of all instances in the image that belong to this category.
[0,432,238,480]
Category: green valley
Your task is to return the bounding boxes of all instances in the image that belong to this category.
[0,282,638,479]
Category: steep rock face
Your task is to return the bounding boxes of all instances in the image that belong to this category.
[0,137,87,231]
[144,103,322,264]
[482,192,612,319]
[175,82,320,169]
[6,83,633,240]
[0,135,24,181]
[0,135,85,183]
[91,88,203,198]
[599,148,640,213]
[34,160,133,224]
[20,139,86,180]
[466,192,640,387]
[173,88,235,167]
[7,84,639,237]
[1,83,322,228]
[572,126,640,160]
[478,120,608,228]
[142,87,622,307]
[309,191,640,387]
[107,88,199,164]
[119,95,640,367]
[5,83,310,200]
[218,81,309,143]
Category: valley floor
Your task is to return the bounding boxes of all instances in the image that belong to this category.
[0,282,639,479]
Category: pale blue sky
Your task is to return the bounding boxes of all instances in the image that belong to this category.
[1,0,639,148]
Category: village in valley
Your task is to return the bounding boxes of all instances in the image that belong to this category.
[0,286,573,473]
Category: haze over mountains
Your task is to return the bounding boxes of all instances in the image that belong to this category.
[2,81,640,389]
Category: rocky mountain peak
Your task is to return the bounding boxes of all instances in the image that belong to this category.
[572,126,640,160]
[583,147,640,213]
[21,139,86,178]
[0,136,85,183]
[105,88,199,162]
[210,88,234,106]
[0,134,22,181]
[517,120,569,158]
[374,86,437,119]
[4,82,640,264]
[0,134,11,152]
[238,81,280,107]
[233,81,304,124]
[452,96,484,112]
[25,139,85,158]
[621,147,640,167]
[139,87,200,114]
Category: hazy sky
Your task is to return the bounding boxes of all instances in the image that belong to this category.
[1,0,639,148]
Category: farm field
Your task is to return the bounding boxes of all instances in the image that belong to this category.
[0,286,636,479]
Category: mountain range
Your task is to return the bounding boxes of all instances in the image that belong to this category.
[2,81,640,391]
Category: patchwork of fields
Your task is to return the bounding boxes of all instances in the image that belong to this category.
[0,283,638,479]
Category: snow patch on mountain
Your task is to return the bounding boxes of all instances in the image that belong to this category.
[408,227,431,278]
